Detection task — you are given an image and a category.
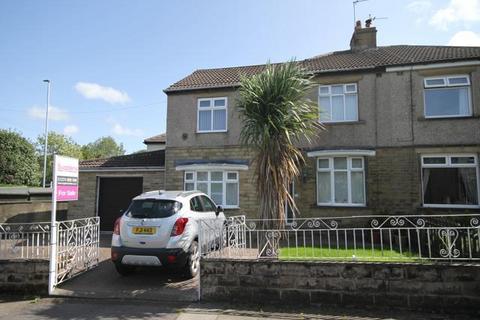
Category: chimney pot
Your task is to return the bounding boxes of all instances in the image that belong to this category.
[350,25,377,52]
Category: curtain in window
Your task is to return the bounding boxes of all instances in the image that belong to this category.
[459,168,479,204]
[351,172,364,203]
[213,109,226,130]
[458,87,469,115]
[226,183,238,206]
[199,110,211,131]
[317,172,331,203]
[422,169,430,200]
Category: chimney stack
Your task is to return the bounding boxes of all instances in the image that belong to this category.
[350,20,377,52]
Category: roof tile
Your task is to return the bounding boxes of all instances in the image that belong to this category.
[165,45,480,92]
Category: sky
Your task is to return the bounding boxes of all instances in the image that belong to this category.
[1,0,479,153]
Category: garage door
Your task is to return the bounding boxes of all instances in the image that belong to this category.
[98,177,143,231]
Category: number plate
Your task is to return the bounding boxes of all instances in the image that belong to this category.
[132,227,156,235]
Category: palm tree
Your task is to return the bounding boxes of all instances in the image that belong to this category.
[237,61,323,233]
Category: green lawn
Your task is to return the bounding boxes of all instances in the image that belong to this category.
[279,246,418,262]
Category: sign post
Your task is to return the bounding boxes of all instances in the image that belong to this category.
[48,155,79,295]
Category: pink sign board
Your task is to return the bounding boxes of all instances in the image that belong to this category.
[57,185,78,201]
[54,155,79,202]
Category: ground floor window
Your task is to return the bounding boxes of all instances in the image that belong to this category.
[184,170,239,208]
[316,157,365,206]
[422,154,479,207]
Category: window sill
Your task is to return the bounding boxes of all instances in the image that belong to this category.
[196,130,228,134]
[420,205,480,210]
[314,204,368,209]
[418,115,478,121]
[321,120,365,126]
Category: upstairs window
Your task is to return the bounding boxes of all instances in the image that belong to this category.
[318,83,358,122]
[424,75,472,118]
[422,155,479,208]
[197,97,227,132]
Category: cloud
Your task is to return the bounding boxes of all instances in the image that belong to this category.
[107,118,143,137]
[28,105,69,121]
[448,30,480,46]
[75,82,130,104]
[63,125,79,135]
[429,0,480,30]
[407,1,432,13]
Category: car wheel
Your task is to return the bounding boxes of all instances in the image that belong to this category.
[115,263,135,276]
[185,240,200,278]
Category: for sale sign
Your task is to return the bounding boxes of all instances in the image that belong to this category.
[54,155,79,201]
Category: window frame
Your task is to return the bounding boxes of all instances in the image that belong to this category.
[421,154,480,208]
[197,97,228,133]
[318,83,359,123]
[184,170,239,208]
[316,156,366,207]
[423,75,472,119]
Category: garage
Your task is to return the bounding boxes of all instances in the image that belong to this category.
[98,177,143,231]
[68,149,166,227]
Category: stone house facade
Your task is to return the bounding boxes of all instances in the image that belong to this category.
[164,24,480,219]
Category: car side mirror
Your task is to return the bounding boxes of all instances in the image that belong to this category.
[119,209,124,215]
[215,206,223,216]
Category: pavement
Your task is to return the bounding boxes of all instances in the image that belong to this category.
[52,234,197,302]
[0,297,474,320]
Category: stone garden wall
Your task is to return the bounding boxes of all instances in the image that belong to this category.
[0,259,49,295]
[201,259,480,314]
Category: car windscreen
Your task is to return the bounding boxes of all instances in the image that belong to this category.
[125,199,181,219]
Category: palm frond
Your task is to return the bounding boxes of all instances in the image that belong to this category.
[237,61,324,229]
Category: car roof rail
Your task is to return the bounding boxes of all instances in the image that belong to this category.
[178,190,199,197]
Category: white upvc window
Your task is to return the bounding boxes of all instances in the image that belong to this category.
[318,83,358,122]
[316,157,366,206]
[423,75,472,118]
[421,154,479,208]
[184,170,239,208]
[197,97,227,132]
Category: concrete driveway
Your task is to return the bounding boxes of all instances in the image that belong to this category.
[53,234,198,302]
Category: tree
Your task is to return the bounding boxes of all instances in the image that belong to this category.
[81,136,125,159]
[36,132,83,185]
[237,62,322,230]
[0,130,40,186]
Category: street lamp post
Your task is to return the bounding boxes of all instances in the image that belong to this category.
[42,80,51,188]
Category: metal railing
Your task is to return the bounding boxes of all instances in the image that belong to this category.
[0,222,51,259]
[199,214,480,262]
[0,217,100,285]
[56,217,100,284]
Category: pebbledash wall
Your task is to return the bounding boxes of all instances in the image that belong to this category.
[165,145,480,219]
[68,170,165,220]
[200,259,480,314]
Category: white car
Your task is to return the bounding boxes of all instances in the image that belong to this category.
[111,190,225,278]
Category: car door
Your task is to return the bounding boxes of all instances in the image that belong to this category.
[200,195,225,238]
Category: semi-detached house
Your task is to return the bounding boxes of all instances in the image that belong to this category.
[164,24,480,219]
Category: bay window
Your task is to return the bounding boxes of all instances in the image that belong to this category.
[316,157,366,206]
[422,154,479,207]
[184,170,239,208]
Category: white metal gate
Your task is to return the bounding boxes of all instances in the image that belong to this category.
[55,217,100,285]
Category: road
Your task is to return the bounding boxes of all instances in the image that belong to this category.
[0,297,474,320]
